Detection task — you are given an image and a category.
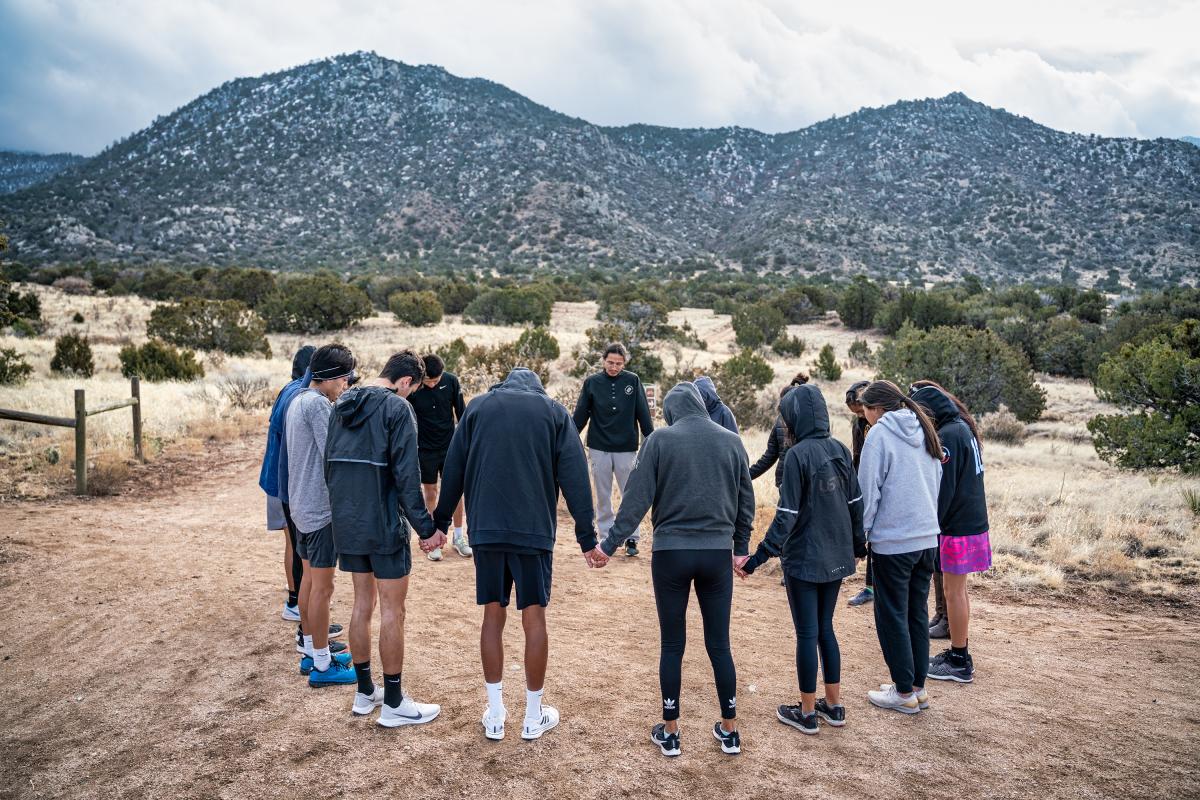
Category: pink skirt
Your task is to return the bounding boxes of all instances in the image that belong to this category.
[939,532,992,575]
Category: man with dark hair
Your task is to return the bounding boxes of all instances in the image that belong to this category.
[326,350,443,724]
[434,368,604,741]
[287,344,357,686]
[408,353,468,561]
[573,342,654,556]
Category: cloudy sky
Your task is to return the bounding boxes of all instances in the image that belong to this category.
[2,0,1197,155]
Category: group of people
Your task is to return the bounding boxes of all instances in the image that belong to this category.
[257,338,990,756]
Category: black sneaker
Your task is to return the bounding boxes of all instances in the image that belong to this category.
[625,540,639,557]
[712,722,741,754]
[651,723,681,757]
[328,623,344,639]
[776,704,819,735]
[928,649,974,683]
[815,698,846,727]
[329,639,348,654]
[847,587,874,606]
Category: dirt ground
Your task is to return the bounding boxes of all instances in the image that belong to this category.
[2,437,1198,800]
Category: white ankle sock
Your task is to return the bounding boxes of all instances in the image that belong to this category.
[486,681,503,715]
[454,526,464,539]
[313,646,331,671]
[525,687,544,722]
[302,634,314,657]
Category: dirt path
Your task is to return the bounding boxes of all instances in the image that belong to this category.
[2,440,1198,800]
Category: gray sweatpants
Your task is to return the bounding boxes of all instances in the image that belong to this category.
[589,449,637,542]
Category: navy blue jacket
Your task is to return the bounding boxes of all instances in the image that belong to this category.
[694,376,739,434]
[911,386,990,537]
[434,369,598,553]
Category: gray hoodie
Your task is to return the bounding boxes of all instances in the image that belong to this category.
[857,408,942,555]
[601,382,754,556]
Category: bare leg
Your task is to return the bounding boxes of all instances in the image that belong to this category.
[801,690,816,714]
[377,576,409,675]
[350,571,377,662]
[453,496,465,530]
[282,530,295,592]
[308,567,335,651]
[481,603,506,684]
[298,557,312,642]
[943,572,970,649]
[423,483,438,516]
[825,681,841,706]
[521,605,548,692]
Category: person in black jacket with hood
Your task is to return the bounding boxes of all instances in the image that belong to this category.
[326,351,443,727]
[434,368,604,742]
[910,383,990,684]
[737,384,865,735]
[844,380,875,608]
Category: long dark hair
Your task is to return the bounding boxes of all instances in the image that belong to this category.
[860,380,942,460]
[909,379,982,452]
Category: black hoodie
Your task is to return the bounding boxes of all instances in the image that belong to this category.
[325,385,436,555]
[743,384,866,582]
[433,369,598,553]
[910,386,990,537]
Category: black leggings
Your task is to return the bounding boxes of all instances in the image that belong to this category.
[785,576,842,693]
[651,549,737,721]
[872,548,937,694]
[281,502,304,599]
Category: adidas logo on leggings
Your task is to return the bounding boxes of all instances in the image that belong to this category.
[663,698,676,711]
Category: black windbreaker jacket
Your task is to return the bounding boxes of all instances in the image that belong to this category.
[744,384,865,583]
[325,385,436,556]
[910,386,990,537]
[749,416,791,487]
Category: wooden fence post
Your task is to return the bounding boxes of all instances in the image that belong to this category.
[74,388,87,495]
[131,376,144,462]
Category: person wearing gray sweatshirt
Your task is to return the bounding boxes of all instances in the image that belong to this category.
[856,380,943,715]
[600,382,754,757]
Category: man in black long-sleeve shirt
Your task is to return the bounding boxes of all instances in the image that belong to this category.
[572,343,654,557]
[409,355,468,560]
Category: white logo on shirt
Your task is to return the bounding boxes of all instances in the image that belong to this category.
[624,385,634,395]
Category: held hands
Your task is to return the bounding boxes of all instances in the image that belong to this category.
[421,529,448,554]
[584,546,610,569]
[733,554,750,580]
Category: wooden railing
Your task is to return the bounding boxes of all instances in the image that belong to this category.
[0,376,145,495]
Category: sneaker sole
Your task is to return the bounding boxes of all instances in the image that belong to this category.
[352,702,383,715]
[775,711,819,735]
[711,727,741,754]
[868,696,921,714]
[521,718,559,740]
[816,711,846,727]
[483,726,505,740]
[651,734,681,757]
[309,679,358,688]
[377,709,441,728]
[281,610,300,622]
[927,672,973,683]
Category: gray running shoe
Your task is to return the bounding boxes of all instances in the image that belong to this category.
[929,615,950,639]
[847,587,874,606]
[928,649,974,683]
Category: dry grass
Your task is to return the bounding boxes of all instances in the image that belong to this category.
[3,285,1198,596]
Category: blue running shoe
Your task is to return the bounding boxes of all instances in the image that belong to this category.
[308,659,357,687]
[299,652,352,675]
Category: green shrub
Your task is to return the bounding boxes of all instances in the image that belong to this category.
[1087,320,1200,473]
[732,302,785,348]
[1036,317,1101,378]
[710,349,774,426]
[875,324,1046,422]
[0,347,33,385]
[437,338,469,374]
[259,274,373,334]
[147,298,271,356]
[208,268,277,309]
[837,276,882,330]
[771,286,829,323]
[389,290,444,327]
[772,332,806,357]
[516,327,561,361]
[464,341,551,386]
[435,279,479,315]
[815,344,843,381]
[464,286,553,326]
[1,278,41,327]
[50,333,95,377]
[978,405,1026,445]
[118,340,205,382]
[848,338,873,366]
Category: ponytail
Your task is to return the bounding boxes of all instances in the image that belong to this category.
[860,380,943,461]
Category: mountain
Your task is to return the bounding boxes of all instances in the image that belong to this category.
[2,51,1198,283]
[1183,136,1200,148]
[0,151,86,195]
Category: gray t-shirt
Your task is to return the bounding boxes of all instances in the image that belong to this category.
[285,388,333,534]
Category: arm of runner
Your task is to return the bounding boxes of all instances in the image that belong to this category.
[555,410,598,553]
[635,379,654,438]
[733,451,755,557]
[433,411,469,533]
[847,459,866,558]
[742,451,804,575]
[571,378,591,433]
[748,426,778,480]
[390,400,436,538]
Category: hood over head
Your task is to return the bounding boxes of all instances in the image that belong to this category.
[334,385,391,428]
[876,407,927,449]
[693,375,722,412]
[779,383,830,441]
[910,385,960,429]
[499,367,547,395]
[663,382,708,425]
[291,345,316,380]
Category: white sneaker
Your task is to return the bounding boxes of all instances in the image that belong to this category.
[427,548,443,562]
[877,683,929,709]
[453,535,473,557]
[352,686,385,715]
[281,603,300,622]
[482,705,506,740]
[868,684,921,714]
[521,705,560,740]
[377,694,441,727]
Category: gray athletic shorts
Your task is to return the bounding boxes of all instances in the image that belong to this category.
[296,523,337,569]
[266,495,286,531]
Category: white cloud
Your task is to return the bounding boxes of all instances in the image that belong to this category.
[0,0,1196,155]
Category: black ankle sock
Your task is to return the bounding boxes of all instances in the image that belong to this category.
[951,644,969,659]
[354,662,373,695]
[287,590,298,607]
[384,673,402,707]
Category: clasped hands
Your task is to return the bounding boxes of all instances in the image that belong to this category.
[422,529,449,553]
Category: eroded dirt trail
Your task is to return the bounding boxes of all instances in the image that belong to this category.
[2,441,1197,800]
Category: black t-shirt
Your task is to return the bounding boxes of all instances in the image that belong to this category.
[408,372,465,452]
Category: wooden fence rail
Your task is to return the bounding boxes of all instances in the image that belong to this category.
[0,376,144,495]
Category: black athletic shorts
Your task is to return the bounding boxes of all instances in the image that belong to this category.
[296,523,336,569]
[474,547,553,609]
[418,449,447,485]
[338,543,412,580]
